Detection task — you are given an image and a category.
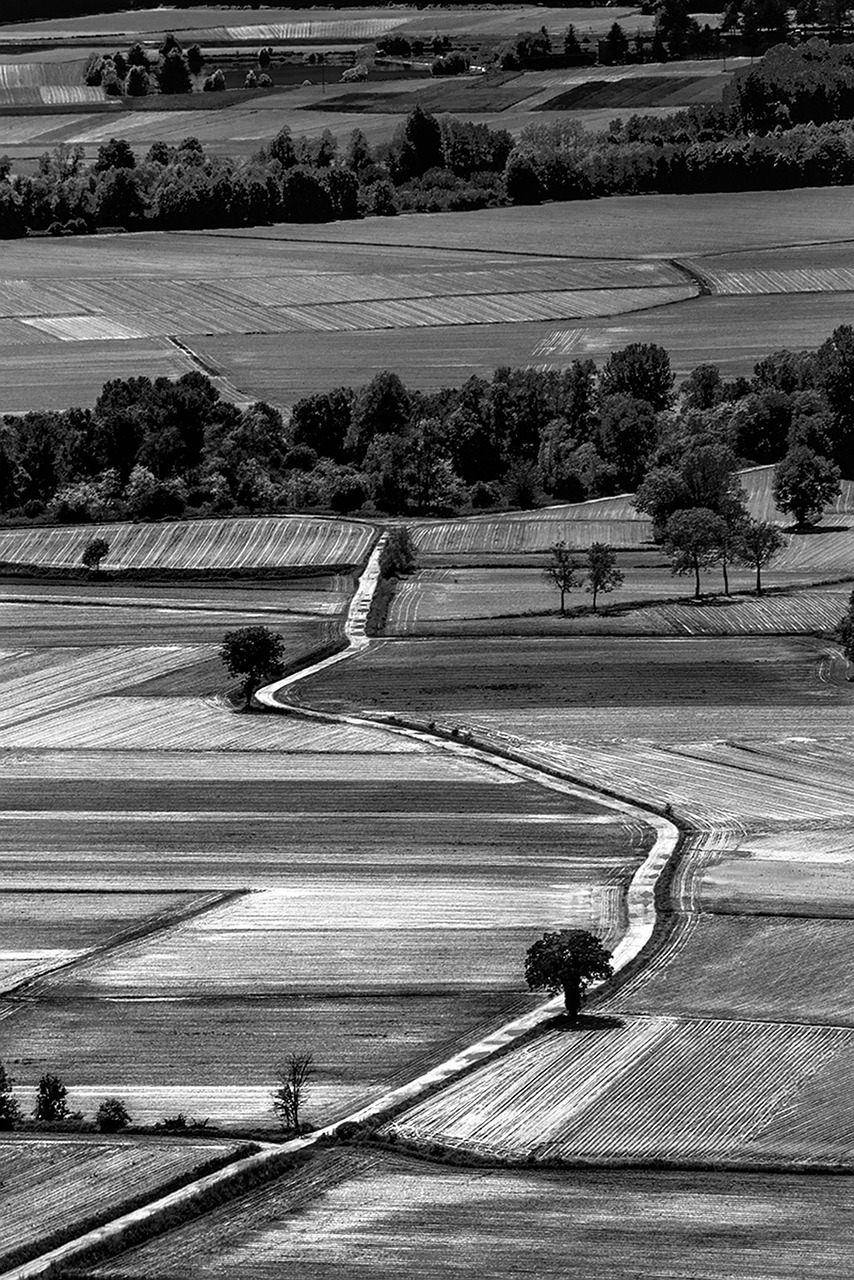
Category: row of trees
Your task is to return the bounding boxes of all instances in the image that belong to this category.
[0,1055,314,1135]
[2,331,850,527]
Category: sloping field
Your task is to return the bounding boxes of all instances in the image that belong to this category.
[0,1135,246,1270]
[0,515,373,571]
[696,241,854,297]
[539,73,728,112]
[386,1016,854,1164]
[80,1150,854,1280]
[0,336,196,413]
[413,495,648,559]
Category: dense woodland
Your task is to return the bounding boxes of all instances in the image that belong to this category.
[5,41,854,236]
[1,330,850,538]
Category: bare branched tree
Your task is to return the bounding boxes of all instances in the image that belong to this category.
[272,1052,314,1133]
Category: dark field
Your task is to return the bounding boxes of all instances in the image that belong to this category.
[297,634,839,715]
[81,1149,854,1279]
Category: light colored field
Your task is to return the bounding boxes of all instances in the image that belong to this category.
[0,646,210,732]
[0,1136,245,1267]
[46,877,626,997]
[699,827,854,918]
[0,890,197,992]
[563,587,851,637]
[386,1016,854,1164]
[0,696,431,751]
[0,514,373,571]
[83,1150,854,1279]
[413,496,648,559]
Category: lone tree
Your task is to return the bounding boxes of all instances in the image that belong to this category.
[773,446,841,529]
[0,1063,21,1130]
[525,929,613,1020]
[96,1097,131,1133]
[219,625,286,709]
[663,507,725,599]
[379,526,416,578]
[545,540,580,616]
[836,587,854,671]
[81,536,110,573]
[33,1073,68,1123]
[585,542,623,612]
[272,1052,313,1133]
[735,519,786,595]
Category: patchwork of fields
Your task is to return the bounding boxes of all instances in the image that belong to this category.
[3,189,854,410]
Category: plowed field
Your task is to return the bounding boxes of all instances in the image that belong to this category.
[80,1151,854,1279]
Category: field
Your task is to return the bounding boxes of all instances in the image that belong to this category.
[77,1150,854,1279]
[0,513,374,571]
[0,567,654,1130]
[3,191,854,411]
[0,1134,246,1270]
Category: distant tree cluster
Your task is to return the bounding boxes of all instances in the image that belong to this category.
[1,331,849,539]
[0,1063,130,1133]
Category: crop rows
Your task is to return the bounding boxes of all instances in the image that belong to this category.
[386,1015,853,1164]
[0,1137,243,1262]
[225,18,406,39]
[14,286,694,343]
[698,825,854,919]
[0,647,211,732]
[708,266,854,295]
[0,695,429,752]
[0,57,90,88]
[413,516,648,558]
[0,515,373,571]
[605,588,848,636]
[79,1151,854,1279]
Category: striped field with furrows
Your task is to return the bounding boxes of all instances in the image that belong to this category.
[76,1150,854,1279]
[384,1016,854,1164]
[0,515,374,571]
[0,1136,247,1269]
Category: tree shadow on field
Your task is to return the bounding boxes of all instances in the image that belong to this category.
[785,522,850,535]
[545,1012,625,1034]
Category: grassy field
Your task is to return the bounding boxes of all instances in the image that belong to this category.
[78,1150,854,1279]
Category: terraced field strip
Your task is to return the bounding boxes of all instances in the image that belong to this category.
[0,648,211,732]
[413,507,649,557]
[75,1151,854,1280]
[385,1015,854,1164]
[698,824,854,920]
[0,1136,248,1270]
[0,515,374,571]
[604,588,850,636]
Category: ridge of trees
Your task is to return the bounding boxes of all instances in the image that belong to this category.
[1,330,850,540]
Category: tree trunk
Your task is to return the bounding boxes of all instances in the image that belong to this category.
[244,678,256,710]
[562,976,582,1020]
[560,588,566,616]
[722,557,729,596]
[693,557,701,599]
[756,562,762,595]
[592,586,598,612]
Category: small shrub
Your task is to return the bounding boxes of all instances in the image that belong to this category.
[96,1097,131,1133]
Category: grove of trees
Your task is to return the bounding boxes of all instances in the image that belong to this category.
[1,333,848,555]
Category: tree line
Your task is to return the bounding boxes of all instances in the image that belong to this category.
[2,329,850,534]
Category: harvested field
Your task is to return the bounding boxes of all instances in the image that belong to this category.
[0,515,374,572]
[2,992,539,1126]
[0,336,196,413]
[0,1135,246,1271]
[80,1150,854,1279]
[696,241,854,296]
[613,913,854,1023]
[386,1015,854,1164]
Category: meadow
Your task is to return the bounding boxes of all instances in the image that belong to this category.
[78,1150,854,1279]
